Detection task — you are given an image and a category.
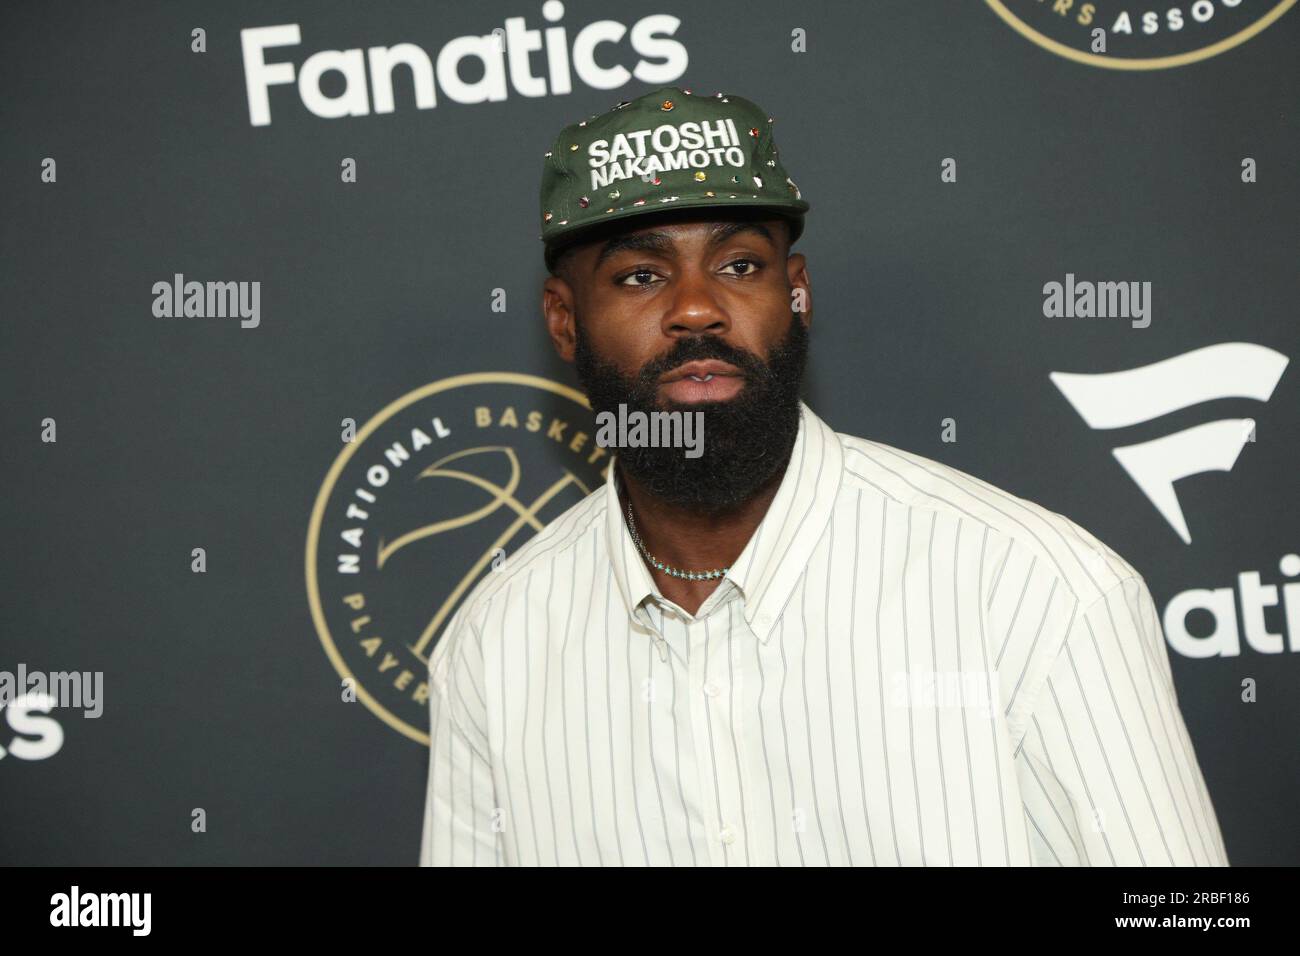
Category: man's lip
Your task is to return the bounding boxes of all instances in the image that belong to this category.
[660,375,744,404]
[659,360,742,384]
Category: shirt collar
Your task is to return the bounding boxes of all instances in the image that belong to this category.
[604,400,844,642]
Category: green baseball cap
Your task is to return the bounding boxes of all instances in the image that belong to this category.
[538,85,809,258]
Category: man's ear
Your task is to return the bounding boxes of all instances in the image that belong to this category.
[787,252,812,329]
[543,275,577,363]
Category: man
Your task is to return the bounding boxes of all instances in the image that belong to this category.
[419,86,1228,866]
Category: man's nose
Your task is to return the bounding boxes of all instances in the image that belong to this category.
[660,279,730,338]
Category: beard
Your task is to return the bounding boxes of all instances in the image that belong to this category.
[573,311,809,512]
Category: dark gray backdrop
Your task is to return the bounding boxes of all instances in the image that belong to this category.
[2,0,1296,865]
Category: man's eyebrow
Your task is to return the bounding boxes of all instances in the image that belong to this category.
[592,231,674,272]
[707,220,774,248]
[592,221,775,273]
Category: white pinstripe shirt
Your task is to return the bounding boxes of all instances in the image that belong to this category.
[419,401,1229,866]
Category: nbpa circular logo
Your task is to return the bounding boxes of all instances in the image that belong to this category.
[985,0,1294,69]
[305,373,606,744]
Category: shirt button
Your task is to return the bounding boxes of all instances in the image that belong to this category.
[703,681,721,697]
[719,825,736,845]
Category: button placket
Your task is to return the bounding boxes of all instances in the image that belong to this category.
[724,600,755,865]
[684,616,728,865]
[702,613,748,863]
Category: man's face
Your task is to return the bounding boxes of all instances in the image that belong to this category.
[543,210,813,511]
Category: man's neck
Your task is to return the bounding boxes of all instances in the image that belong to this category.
[617,461,787,617]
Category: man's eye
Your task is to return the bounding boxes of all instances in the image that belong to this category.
[618,269,660,287]
[722,259,761,276]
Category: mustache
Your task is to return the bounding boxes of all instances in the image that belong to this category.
[635,335,769,387]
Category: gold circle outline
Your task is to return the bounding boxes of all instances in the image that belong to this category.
[305,372,592,745]
[984,0,1295,70]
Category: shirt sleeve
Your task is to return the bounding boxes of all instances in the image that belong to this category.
[419,607,503,866]
[1014,575,1230,866]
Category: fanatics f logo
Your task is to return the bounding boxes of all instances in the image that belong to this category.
[1050,342,1289,544]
